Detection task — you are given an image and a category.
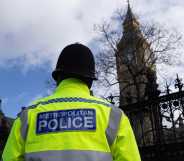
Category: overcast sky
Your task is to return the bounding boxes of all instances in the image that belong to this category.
[0,0,184,118]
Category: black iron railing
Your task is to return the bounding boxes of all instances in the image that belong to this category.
[118,85,184,161]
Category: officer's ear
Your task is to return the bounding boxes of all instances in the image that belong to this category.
[78,77,93,89]
[55,74,62,86]
[56,80,61,86]
[56,78,62,86]
[85,78,93,89]
[55,73,70,86]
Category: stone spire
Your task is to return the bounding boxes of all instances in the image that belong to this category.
[123,1,140,33]
[117,1,156,106]
[117,1,142,51]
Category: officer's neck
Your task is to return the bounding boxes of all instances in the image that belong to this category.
[56,78,91,94]
[58,77,92,89]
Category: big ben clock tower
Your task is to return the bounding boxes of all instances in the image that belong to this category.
[117,2,156,106]
[116,2,158,145]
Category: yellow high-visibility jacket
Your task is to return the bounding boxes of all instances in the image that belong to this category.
[2,78,141,161]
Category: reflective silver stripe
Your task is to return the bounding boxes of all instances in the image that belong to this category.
[19,109,28,140]
[25,150,113,161]
[29,97,112,108]
[106,107,122,146]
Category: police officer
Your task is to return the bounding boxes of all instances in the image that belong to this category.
[2,43,141,161]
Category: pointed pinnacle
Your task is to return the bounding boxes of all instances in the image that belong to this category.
[127,0,130,6]
[127,0,130,8]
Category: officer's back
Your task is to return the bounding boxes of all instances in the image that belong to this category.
[2,43,141,161]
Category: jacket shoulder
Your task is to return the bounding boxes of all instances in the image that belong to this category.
[88,95,113,108]
[90,96,125,115]
[16,96,50,118]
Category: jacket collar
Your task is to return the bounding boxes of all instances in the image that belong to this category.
[54,78,90,96]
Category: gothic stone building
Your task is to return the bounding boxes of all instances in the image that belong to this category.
[0,100,14,156]
[117,3,184,161]
[116,3,158,146]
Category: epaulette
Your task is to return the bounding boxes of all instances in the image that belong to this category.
[16,106,28,118]
[16,101,42,118]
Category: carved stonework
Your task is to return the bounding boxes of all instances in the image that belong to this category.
[117,3,159,146]
[0,100,13,156]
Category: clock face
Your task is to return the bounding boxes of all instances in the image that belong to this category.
[125,47,134,63]
[127,52,133,60]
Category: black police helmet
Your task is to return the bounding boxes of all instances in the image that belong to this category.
[52,43,97,82]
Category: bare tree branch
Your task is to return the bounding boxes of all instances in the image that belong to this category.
[94,8,183,105]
